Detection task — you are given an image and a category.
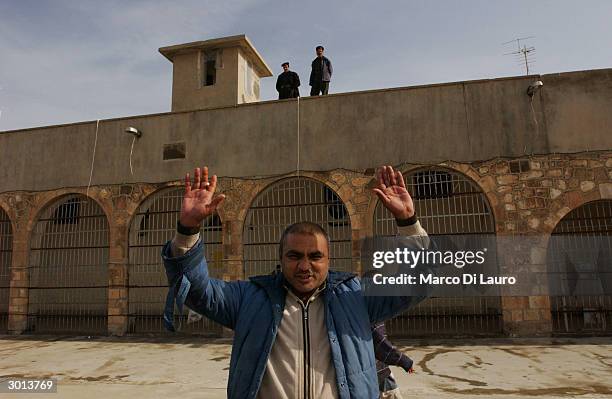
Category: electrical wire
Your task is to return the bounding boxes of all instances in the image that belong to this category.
[86,119,99,197]
[529,96,540,155]
[530,96,539,131]
[129,135,137,175]
[296,96,300,177]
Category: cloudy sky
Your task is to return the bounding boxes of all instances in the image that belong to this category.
[1,0,611,131]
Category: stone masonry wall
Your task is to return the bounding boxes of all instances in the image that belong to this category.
[1,150,611,337]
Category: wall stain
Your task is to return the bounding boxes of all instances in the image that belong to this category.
[71,375,111,382]
[1,373,60,379]
[0,343,51,353]
[209,346,231,361]
[469,355,491,366]
[69,375,173,384]
[95,356,125,372]
[461,362,480,369]
[418,349,487,387]
[590,352,612,368]
[440,384,612,396]
[498,347,542,362]
[418,349,456,374]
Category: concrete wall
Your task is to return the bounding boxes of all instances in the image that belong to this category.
[237,49,261,104]
[541,70,612,152]
[171,47,240,111]
[1,68,611,194]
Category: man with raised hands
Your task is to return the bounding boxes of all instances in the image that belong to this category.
[162,165,431,399]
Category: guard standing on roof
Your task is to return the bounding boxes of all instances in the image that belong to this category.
[309,45,333,96]
[276,62,300,99]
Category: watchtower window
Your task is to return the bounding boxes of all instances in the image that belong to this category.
[203,52,217,86]
[245,60,254,96]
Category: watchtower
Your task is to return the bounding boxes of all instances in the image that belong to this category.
[159,34,273,112]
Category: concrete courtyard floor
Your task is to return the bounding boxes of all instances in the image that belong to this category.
[1,335,611,398]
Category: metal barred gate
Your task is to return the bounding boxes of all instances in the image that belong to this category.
[27,195,109,334]
[128,188,223,335]
[374,168,502,337]
[0,209,12,333]
[548,200,612,335]
[243,178,352,278]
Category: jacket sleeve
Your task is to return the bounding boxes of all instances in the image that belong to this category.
[161,235,244,331]
[295,72,301,88]
[363,221,435,323]
[327,58,333,78]
[275,75,281,92]
[372,323,414,371]
[309,60,315,86]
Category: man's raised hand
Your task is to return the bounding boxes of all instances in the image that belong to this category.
[179,166,226,228]
[372,165,415,220]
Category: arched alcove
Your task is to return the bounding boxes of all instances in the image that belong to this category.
[373,167,501,337]
[547,200,612,335]
[128,187,223,335]
[243,177,352,278]
[0,208,12,333]
[27,194,109,334]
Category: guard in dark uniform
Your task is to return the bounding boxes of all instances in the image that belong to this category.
[276,62,300,99]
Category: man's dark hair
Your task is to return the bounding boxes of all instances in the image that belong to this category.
[316,45,324,51]
[281,62,289,67]
[278,221,330,259]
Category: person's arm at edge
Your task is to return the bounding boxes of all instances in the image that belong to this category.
[171,230,200,257]
[309,59,315,86]
[364,166,433,323]
[364,214,431,323]
[295,72,301,88]
[162,167,243,330]
[372,323,414,372]
[163,230,244,330]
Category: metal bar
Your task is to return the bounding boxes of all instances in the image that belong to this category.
[0,210,12,334]
[127,188,223,334]
[379,169,500,337]
[28,195,109,334]
[243,178,352,278]
[550,200,612,334]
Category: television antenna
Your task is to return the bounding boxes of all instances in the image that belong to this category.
[503,36,536,75]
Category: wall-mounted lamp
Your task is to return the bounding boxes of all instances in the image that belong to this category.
[125,126,142,138]
[125,127,142,175]
[526,80,543,98]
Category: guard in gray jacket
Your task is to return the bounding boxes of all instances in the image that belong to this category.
[309,45,333,96]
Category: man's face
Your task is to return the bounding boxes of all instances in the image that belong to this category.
[281,233,329,295]
[282,64,289,72]
[316,48,324,57]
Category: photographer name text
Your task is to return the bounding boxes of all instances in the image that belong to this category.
[371,273,516,285]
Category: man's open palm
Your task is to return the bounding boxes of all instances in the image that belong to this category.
[179,166,225,228]
[372,165,415,220]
